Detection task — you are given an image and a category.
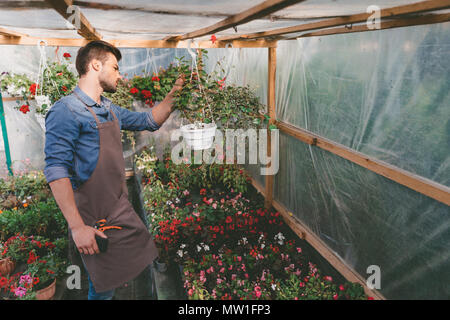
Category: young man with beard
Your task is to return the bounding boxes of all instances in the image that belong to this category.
[44,40,183,299]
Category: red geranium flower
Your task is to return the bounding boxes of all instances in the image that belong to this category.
[225,216,233,224]
[210,34,217,44]
[130,87,139,94]
[19,104,30,114]
[152,76,160,82]
[0,277,7,288]
[27,251,39,264]
[63,52,71,58]
[62,85,68,92]
[29,83,39,95]
[141,89,152,99]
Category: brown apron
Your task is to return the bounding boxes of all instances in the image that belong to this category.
[71,95,158,292]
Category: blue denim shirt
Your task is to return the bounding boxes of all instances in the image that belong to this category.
[44,86,160,190]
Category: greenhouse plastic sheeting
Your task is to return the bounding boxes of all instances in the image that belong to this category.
[0,0,425,40]
[205,23,450,299]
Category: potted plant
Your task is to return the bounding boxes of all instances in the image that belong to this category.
[25,256,59,300]
[0,52,77,129]
[0,235,33,274]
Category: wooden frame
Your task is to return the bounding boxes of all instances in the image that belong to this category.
[164,0,306,41]
[265,47,277,209]
[217,0,450,41]
[44,0,102,40]
[284,12,450,39]
[0,35,277,48]
[276,121,450,207]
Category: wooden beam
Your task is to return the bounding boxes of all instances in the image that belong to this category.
[165,0,306,41]
[0,27,27,38]
[284,12,450,39]
[265,47,277,209]
[249,175,386,300]
[0,0,331,22]
[44,0,102,40]
[0,35,277,48]
[217,0,450,41]
[276,120,450,207]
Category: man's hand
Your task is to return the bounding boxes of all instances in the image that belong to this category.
[71,224,107,255]
[170,75,185,94]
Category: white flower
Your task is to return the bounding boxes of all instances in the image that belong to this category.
[204,245,210,251]
[177,250,183,257]
[197,245,202,252]
[260,243,265,249]
[271,284,277,291]
[180,244,186,249]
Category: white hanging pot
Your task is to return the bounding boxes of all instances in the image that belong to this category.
[34,95,51,131]
[180,122,217,150]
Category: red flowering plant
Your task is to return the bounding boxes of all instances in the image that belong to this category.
[29,53,77,115]
[0,234,66,271]
[0,272,38,300]
[0,52,77,116]
[128,63,180,107]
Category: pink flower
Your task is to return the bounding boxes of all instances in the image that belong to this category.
[217,278,223,284]
[192,211,200,217]
[212,203,217,209]
[217,260,223,266]
[333,294,338,300]
[19,274,32,285]
[296,247,302,253]
[188,289,193,296]
[237,256,242,262]
[254,286,262,298]
[299,282,305,288]
[220,267,225,273]
[324,276,333,282]
[14,287,27,298]
[231,274,237,280]
[339,284,345,291]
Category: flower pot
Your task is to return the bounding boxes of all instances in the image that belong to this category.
[180,123,216,150]
[0,257,15,276]
[35,279,56,300]
[154,258,168,273]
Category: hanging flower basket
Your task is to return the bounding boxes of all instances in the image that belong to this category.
[0,257,16,276]
[180,122,216,150]
[35,278,56,300]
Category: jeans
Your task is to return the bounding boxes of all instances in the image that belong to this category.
[87,275,115,300]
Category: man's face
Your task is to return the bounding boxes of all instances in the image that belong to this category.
[98,52,122,93]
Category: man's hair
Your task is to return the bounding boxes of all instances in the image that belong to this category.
[75,40,122,76]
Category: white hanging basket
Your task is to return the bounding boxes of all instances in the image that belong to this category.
[180,122,217,150]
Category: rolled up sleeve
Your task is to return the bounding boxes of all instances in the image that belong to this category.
[113,105,160,132]
[44,101,80,184]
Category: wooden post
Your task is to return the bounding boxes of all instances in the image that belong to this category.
[265,47,277,209]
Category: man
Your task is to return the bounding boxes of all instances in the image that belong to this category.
[44,40,183,300]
